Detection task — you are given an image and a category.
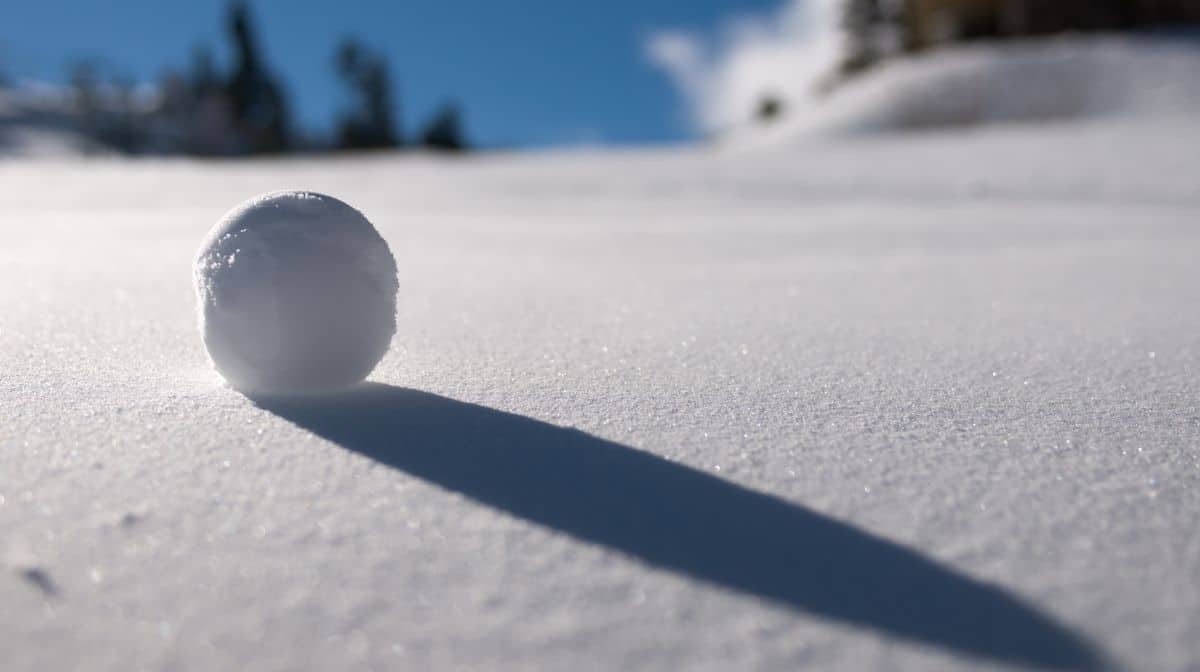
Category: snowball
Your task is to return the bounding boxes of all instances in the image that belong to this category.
[193,191,398,395]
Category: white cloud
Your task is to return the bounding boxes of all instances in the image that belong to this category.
[646,0,842,134]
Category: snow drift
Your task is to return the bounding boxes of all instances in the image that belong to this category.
[778,34,1200,138]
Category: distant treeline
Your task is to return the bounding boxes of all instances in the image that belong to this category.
[64,1,467,156]
[842,0,1200,75]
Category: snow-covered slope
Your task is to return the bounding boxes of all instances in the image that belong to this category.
[2,115,1199,671]
[733,34,1200,145]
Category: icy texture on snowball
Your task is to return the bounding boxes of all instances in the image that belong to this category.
[193,191,398,395]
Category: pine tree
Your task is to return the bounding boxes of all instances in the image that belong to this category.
[418,103,467,152]
[225,1,290,153]
[335,39,400,150]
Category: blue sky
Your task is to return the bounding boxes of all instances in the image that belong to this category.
[0,0,781,147]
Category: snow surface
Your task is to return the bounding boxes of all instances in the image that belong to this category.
[2,119,1200,669]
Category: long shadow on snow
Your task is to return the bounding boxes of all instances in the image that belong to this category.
[257,383,1107,671]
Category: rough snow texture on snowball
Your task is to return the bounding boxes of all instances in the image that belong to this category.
[194,190,398,394]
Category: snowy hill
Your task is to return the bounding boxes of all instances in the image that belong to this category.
[728,34,1200,144]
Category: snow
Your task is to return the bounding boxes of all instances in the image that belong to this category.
[646,0,842,133]
[652,24,1200,143]
[194,191,398,395]
[755,34,1200,142]
[3,64,1200,672]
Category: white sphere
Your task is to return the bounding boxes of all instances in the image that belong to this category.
[194,191,398,395]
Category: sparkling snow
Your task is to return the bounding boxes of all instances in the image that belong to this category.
[2,96,1199,672]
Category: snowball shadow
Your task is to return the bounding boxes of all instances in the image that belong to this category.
[256,384,1108,671]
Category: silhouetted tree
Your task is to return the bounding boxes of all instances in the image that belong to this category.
[225,1,290,153]
[190,46,222,99]
[898,0,1200,53]
[335,38,399,150]
[69,61,103,151]
[841,0,885,75]
[106,74,140,153]
[418,102,467,152]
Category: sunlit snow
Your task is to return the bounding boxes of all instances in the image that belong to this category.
[3,38,1199,672]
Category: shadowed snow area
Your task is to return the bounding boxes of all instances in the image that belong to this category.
[2,82,1200,669]
[258,384,1107,670]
